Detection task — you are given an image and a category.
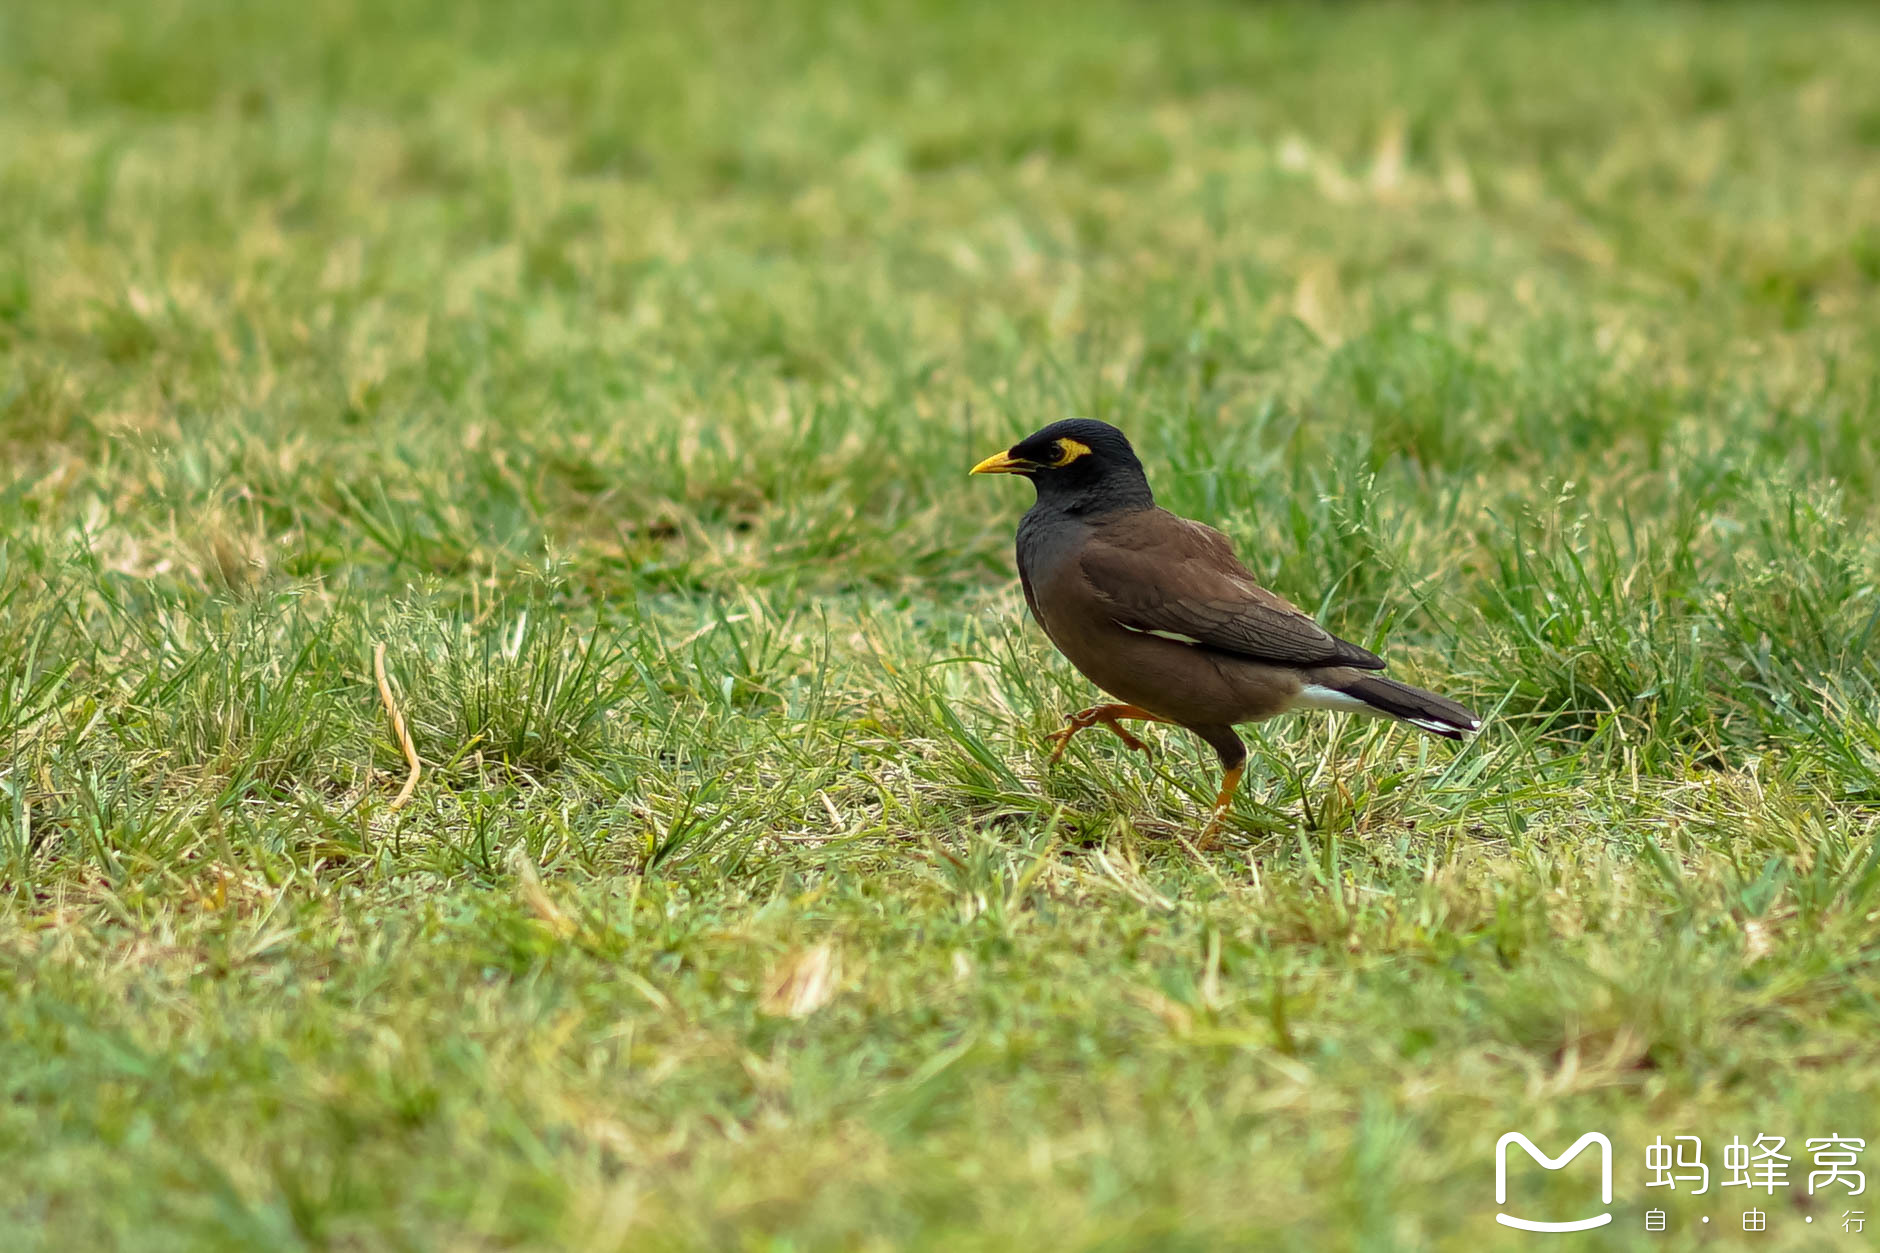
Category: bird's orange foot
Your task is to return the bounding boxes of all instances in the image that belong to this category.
[1193,813,1228,852]
[1046,704,1161,764]
[1192,762,1246,851]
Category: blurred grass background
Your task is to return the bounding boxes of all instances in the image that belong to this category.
[4,1,1880,1248]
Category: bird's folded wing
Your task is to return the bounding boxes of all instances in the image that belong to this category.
[1077,524,1386,670]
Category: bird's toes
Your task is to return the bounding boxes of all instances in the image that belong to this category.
[1192,831,1225,854]
[1194,811,1235,850]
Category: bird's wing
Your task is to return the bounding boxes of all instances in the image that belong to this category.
[1077,512,1386,670]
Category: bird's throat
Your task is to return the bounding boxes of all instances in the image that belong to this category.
[1029,473,1153,517]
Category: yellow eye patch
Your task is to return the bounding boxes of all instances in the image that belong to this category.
[1054,438,1092,465]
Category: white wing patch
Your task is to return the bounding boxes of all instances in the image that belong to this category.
[1118,623,1204,646]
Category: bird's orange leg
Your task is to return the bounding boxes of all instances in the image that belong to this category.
[1046,703,1168,764]
[1196,762,1246,848]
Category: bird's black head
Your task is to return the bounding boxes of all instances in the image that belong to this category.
[969,418,1153,513]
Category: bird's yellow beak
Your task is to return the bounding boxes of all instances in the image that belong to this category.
[970,449,1029,475]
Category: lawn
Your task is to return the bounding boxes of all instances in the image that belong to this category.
[5,0,1880,1248]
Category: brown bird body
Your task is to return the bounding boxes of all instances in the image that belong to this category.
[974,418,1478,842]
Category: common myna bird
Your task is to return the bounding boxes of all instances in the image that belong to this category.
[972,418,1479,843]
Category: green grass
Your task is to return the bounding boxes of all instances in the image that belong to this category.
[5,0,1880,1247]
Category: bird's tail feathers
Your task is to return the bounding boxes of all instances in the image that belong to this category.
[1298,675,1480,740]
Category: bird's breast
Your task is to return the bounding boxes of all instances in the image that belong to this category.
[1015,507,1084,576]
[1015,510,1089,630]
